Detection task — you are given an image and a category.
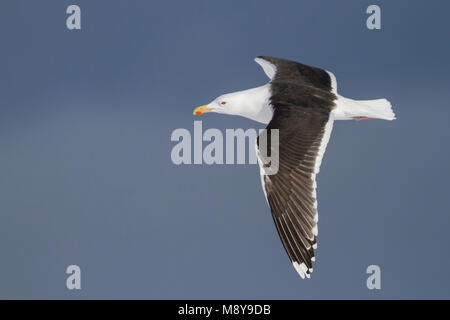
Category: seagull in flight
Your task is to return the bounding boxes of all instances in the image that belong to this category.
[193,56,395,279]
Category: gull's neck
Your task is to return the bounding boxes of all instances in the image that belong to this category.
[228,84,273,124]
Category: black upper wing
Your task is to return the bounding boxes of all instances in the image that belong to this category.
[256,81,336,278]
[255,56,334,92]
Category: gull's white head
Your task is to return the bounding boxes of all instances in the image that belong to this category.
[193,91,243,116]
[193,85,272,124]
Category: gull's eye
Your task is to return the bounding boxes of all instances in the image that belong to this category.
[220,101,227,105]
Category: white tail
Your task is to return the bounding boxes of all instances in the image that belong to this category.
[334,95,396,121]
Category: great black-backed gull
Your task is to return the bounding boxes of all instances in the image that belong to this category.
[193,56,395,279]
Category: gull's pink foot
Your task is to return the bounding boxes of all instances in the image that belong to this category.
[353,116,375,120]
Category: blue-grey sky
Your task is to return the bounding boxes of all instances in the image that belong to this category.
[1,0,449,299]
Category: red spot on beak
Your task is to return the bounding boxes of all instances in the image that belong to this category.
[195,111,202,115]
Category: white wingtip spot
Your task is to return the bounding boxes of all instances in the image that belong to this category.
[311,257,316,262]
[293,262,308,279]
[312,225,318,236]
[313,243,318,249]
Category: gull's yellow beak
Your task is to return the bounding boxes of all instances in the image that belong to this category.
[193,105,213,115]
